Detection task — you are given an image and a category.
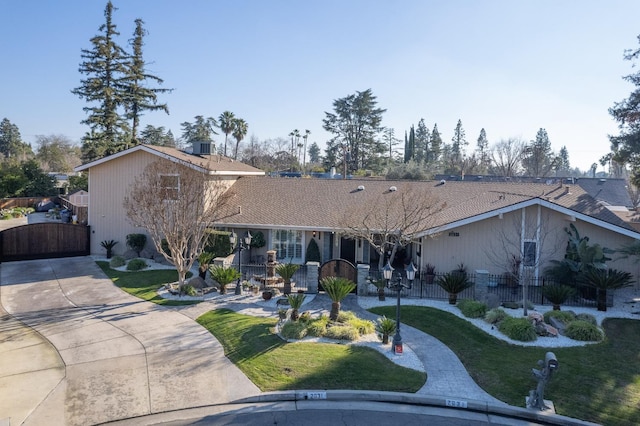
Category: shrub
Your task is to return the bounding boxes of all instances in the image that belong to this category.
[324,324,359,341]
[337,310,357,323]
[347,317,375,335]
[126,233,147,257]
[375,316,396,343]
[498,317,537,342]
[126,258,148,271]
[281,321,308,340]
[565,320,603,342]
[575,313,598,326]
[182,284,197,296]
[436,272,472,304]
[484,308,508,325]
[110,255,126,267]
[306,317,329,337]
[458,299,488,318]
[543,310,576,326]
[542,284,575,310]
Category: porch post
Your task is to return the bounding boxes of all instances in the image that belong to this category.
[357,263,370,296]
[305,261,319,293]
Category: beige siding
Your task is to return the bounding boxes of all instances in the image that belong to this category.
[419,206,640,283]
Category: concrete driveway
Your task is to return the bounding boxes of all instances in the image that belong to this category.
[0,257,259,426]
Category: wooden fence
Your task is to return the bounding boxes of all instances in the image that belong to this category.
[0,222,90,262]
[59,197,88,224]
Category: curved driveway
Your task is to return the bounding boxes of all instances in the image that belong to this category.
[0,257,259,426]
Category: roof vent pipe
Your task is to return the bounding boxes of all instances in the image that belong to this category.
[389,186,397,192]
[357,185,365,191]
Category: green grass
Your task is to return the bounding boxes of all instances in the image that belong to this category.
[197,309,426,392]
[370,305,640,426]
[96,261,198,306]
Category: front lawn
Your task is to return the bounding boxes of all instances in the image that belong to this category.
[96,261,198,306]
[197,309,426,392]
[370,305,640,426]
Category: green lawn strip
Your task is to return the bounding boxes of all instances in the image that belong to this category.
[197,309,426,392]
[370,305,640,426]
[96,261,198,306]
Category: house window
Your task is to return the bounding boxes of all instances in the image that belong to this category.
[273,230,303,261]
[160,174,180,200]
[523,241,537,267]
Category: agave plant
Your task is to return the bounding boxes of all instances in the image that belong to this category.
[275,262,300,295]
[286,293,306,321]
[436,272,473,305]
[542,284,575,311]
[579,267,634,311]
[320,276,356,321]
[208,265,241,295]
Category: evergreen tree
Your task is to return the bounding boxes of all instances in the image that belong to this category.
[140,125,175,147]
[21,159,57,196]
[323,89,386,173]
[308,142,321,164]
[451,119,467,162]
[180,115,218,143]
[476,128,490,173]
[122,19,172,144]
[414,118,430,164]
[609,34,640,185]
[429,123,442,165]
[522,128,556,177]
[556,146,571,175]
[0,118,32,161]
[404,125,415,163]
[382,127,401,166]
[72,1,130,161]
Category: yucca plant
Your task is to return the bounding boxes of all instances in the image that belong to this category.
[579,267,634,311]
[436,272,473,304]
[542,284,575,310]
[275,262,300,295]
[320,276,356,321]
[286,293,306,321]
[208,265,241,295]
[100,240,119,259]
[375,316,396,344]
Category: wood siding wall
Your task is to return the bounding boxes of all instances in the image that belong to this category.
[0,223,90,261]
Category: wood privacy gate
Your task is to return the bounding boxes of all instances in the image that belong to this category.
[319,259,357,284]
[0,223,90,262]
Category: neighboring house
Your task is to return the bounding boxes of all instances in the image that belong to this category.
[74,142,264,255]
[76,147,640,281]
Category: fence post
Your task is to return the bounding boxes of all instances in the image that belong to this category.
[475,269,489,302]
[305,261,319,293]
[357,264,370,296]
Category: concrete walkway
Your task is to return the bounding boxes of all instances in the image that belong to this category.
[0,257,259,426]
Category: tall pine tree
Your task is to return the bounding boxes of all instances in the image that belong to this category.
[72,1,129,162]
[123,19,172,144]
[476,128,489,173]
[415,118,430,164]
[429,123,442,166]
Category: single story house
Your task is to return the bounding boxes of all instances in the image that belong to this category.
[75,143,640,282]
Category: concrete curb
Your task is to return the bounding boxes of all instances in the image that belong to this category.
[234,390,601,426]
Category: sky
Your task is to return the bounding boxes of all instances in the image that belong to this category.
[2,0,640,173]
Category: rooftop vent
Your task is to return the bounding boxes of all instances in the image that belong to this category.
[440,180,446,185]
[357,185,365,191]
[389,186,397,192]
[192,140,213,155]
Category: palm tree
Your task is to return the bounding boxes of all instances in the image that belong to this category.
[320,276,356,321]
[275,262,300,295]
[218,111,236,157]
[580,267,634,311]
[302,129,310,170]
[232,118,248,160]
[208,265,241,295]
[286,293,306,321]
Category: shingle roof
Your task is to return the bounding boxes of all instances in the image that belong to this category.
[75,144,265,176]
[217,177,637,235]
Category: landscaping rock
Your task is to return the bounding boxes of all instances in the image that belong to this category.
[484,293,501,309]
[549,317,567,336]
[140,247,159,260]
[123,249,138,260]
[188,276,206,289]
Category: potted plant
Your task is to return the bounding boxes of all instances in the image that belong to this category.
[208,265,241,295]
[100,240,118,259]
[251,284,260,295]
[436,272,473,305]
[375,316,396,344]
[275,262,300,295]
[424,264,436,284]
[262,289,273,300]
[286,293,306,321]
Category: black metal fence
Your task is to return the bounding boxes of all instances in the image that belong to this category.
[365,269,602,308]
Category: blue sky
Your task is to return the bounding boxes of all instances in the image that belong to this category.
[2,0,640,172]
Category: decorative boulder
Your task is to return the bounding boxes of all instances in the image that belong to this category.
[188,276,206,289]
[123,249,138,260]
[549,317,568,336]
[484,293,501,310]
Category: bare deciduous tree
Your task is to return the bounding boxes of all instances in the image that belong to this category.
[123,160,231,286]
[340,184,445,270]
[490,138,525,177]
